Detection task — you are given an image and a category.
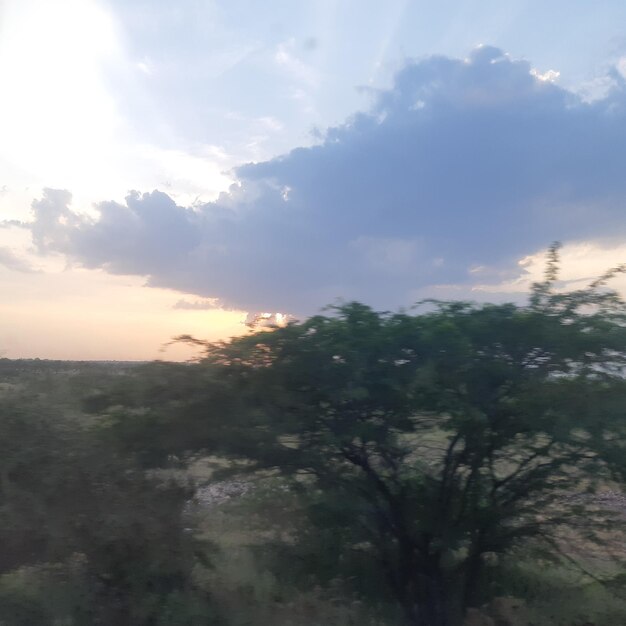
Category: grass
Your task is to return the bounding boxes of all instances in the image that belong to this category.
[185,453,626,626]
[188,473,396,625]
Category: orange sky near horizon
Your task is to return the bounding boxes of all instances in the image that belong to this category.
[0,233,248,362]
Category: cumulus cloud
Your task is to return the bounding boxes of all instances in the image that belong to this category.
[26,47,626,313]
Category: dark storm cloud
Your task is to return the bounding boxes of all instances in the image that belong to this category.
[27,47,626,313]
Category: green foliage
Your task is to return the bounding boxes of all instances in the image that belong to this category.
[490,554,626,626]
[1,246,625,626]
[0,389,214,625]
[194,476,399,625]
[179,247,626,625]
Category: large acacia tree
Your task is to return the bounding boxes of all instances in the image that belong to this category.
[186,247,626,626]
[99,247,626,626]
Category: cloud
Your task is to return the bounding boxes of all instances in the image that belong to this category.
[0,247,38,273]
[26,47,626,313]
[173,298,220,310]
[31,189,203,274]
[530,67,560,83]
[244,311,291,329]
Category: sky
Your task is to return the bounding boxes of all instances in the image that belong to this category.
[2,0,626,360]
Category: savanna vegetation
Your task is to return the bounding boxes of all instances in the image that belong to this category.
[1,246,626,626]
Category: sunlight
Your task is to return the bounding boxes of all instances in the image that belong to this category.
[0,0,122,193]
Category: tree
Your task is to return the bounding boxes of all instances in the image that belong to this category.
[90,246,626,625]
[186,247,626,626]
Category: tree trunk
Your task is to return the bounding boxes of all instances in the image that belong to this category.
[399,568,450,626]
[461,549,484,616]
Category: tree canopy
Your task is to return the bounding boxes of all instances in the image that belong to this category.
[95,246,626,625]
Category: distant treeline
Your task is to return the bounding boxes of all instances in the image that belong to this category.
[0,358,143,376]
